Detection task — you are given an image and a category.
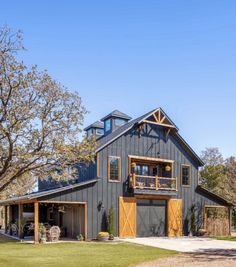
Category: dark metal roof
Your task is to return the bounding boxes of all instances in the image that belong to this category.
[196,186,234,206]
[84,121,104,131]
[97,110,153,150]
[0,179,98,205]
[101,110,132,121]
[96,108,204,166]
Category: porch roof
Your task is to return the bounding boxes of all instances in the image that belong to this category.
[196,185,234,207]
[0,179,98,205]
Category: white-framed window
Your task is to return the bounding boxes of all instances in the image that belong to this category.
[96,128,104,136]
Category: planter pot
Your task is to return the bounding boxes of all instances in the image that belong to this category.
[98,236,109,241]
[40,237,47,244]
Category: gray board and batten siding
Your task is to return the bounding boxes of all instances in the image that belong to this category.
[35,108,232,239]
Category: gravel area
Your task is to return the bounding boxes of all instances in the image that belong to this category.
[135,253,236,267]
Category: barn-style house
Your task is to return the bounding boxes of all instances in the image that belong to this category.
[0,108,233,242]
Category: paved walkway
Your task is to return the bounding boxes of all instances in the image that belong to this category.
[125,237,236,254]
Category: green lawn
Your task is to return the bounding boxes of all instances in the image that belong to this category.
[0,235,177,267]
[214,236,236,241]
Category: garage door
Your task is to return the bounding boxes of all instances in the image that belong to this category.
[137,199,166,237]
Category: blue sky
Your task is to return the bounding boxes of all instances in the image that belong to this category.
[1,1,236,158]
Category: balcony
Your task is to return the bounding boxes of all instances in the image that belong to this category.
[129,174,177,191]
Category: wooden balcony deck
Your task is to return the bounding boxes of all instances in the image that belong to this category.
[129,174,177,191]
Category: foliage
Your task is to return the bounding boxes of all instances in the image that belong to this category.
[0,234,178,266]
[97,232,109,237]
[0,26,96,194]
[15,217,28,233]
[206,207,228,219]
[76,234,84,241]
[200,148,235,201]
[38,223,46,236]
[108,206,115,236]
[200,148,236,228]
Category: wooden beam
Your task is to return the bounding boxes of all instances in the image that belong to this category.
[34,202,39,244]
[18,204,23,239]
[153,112,159,123]
[165,128,171,140]
[9,205,12,224]
[160,116,166,123]
[143,120,175,128]
[4,206,7,234]
[79,205,82,235]
[128,155,174,163]
[84,203,88,241]
[39,200,87,205]
[228,207,232,236]
[135,195,170,200]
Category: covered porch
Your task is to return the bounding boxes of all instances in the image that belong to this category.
[2,200,87,243]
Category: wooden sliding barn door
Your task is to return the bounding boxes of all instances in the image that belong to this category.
[167,199,182,237]
[119,197,136,238]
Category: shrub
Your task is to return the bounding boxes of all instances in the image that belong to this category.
[108,206,115,236]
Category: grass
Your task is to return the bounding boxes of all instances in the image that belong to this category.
[0,235,177,267]
[214,236,236,241]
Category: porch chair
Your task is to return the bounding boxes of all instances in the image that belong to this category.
[48,226,61,242]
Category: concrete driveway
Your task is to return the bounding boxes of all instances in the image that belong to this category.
[125,237,236,255]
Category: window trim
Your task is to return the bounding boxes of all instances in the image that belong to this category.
[181,164,191,187]
[105,119,111,132]
[108,156,121,182]
[96,128,104,136]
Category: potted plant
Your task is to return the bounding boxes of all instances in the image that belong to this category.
[97,232,109,241]
[76,234,84,241]
[39,223,47,243]
[197,228,207,237]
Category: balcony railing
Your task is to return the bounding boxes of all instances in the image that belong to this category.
[129,174,177,191]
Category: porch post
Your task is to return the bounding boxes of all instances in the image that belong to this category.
[34,202,39,243]
[84,203,87,241]
[8,205,12,225]
[18,204,23,238]
[4,205,7,233]
[228,207,232,236]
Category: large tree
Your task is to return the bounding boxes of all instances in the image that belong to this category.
[0,26,96,195]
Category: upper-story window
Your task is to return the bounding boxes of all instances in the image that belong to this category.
[105,119,111,132]
[108,156,121,182]
[87,129,93,137]
[181,165,191,186]
[96,128,104,136]
[114,118,126,127]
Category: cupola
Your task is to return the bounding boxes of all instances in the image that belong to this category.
[101,110,132,135]
[84,121,104,138]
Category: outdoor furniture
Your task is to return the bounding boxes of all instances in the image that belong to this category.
[10,223,18,236]
[48,226,61,242]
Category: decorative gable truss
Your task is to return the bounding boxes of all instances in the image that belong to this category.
[138,108,177,140]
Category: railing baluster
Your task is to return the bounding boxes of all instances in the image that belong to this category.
[130,174,177,191]
[155,176,158,190]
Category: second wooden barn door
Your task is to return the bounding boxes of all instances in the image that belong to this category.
[119,197,136,238]
[167,199,182,237]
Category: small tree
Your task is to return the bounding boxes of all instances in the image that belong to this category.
[108,206,115,236]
